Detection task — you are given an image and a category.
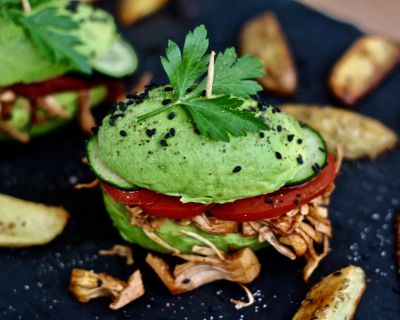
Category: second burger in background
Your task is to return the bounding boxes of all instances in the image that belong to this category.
[0,0,137,142]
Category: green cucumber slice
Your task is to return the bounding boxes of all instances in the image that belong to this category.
[86,136,136,190]
[92,37,138,78]
[286,125,328,186]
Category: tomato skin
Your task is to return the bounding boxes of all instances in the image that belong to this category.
[102,154,336,222]
[210,154,336,222]
[102,183,211,219]
[10,76,124,103]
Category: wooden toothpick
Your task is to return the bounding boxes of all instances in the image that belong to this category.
[21,0,32,13]
[206,51,216,98]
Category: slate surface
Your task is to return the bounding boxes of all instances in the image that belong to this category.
[1,0,400,319]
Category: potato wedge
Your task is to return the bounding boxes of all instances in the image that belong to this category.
[0,193,69,247]
[118,0,169,26]
[281,104,398,160]
[329,35,400,106]
[239,12,297,96]
[292,265,366,320]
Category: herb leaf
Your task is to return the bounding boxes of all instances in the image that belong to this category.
[183,96,269,142]
[161,25,209,99]
[18,7,91,74]
[140,25,269,142]
[212,48,264,97]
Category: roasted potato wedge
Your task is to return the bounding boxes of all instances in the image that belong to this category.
[239,12,297,96]
[281,104,398,160]
[119,0,169,26]
[292,265,366,320]
[0,193,69,247]
[329,35,400,106]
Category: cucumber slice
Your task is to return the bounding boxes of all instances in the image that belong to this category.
[92,37,138,78]
[86,136,136,190]
[286,125,328,186]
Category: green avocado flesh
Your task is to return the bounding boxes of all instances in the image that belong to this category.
[0,86,106,140]
[103,191,266,253]
[0,0,135,86]
[95,87,308,204]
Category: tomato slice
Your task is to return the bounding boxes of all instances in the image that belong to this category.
[9,76,124,103]
[102,183,212,219]
[102,154,336,222]
[210,154,336,222]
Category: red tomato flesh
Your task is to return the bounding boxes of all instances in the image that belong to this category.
[9,76,124,103]
[210,154,336,221]
[102,154,336,222]
[102,183,212,219]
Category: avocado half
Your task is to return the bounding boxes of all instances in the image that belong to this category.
[95,86,308,204]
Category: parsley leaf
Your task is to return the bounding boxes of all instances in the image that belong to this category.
[212,48,265,97]
[18,7,91,74]
[183,96,269,142]
[161,25,209,99]
[139,25,269,142]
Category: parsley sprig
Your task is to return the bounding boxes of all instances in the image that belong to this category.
[137,25,269,142]
[1,1,91,74]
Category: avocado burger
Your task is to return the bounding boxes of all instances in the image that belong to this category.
[86,26,338,293]
[0,0,137,143]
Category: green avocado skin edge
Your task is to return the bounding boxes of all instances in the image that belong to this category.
[103,191,267,254]
[0,86,106,141]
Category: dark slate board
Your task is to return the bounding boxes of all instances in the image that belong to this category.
[1,0,400,319]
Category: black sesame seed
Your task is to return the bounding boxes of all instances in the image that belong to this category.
[250,106,257,112]
[257,102,263,109]
[182,279,191,284]
[164,86,173,92]
[108,118,115,126]
[287,134,294,142]
[126,93,138,99]
[201,90,206,97]
[168,112,175,120]
[194,128,201,135]
[232,166,241,173]
[186,88,193,93]
[165,133,171,139]
[97,279,103,287]
[297,139,303,144]
[319,147,326,152]
[126,99,134,106]
[66,1,79,12]
[160,139,168,147]
[119,130,127,137]
[146,128,156,137]
[277,125,283,132]
[265,198,274,204]
[296,155,304,165]
[259,132,265,138]
[332,271,342,277]
[170,128,176,136]
[91,126,99,134]
[275,152,282,159]
[294,199,300,205]
[162,99,171,105]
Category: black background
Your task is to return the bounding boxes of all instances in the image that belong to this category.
[1,0,400,319]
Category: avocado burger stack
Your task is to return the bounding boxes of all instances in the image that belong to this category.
[0,0,137,142]
[86,26,338,292]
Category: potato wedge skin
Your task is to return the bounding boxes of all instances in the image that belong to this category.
[329,35,400,106]
[292,265,366,320]
[281,104,398,160]
[119,0,169,26]
[0,193,69,247]
[239,12,297,96]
